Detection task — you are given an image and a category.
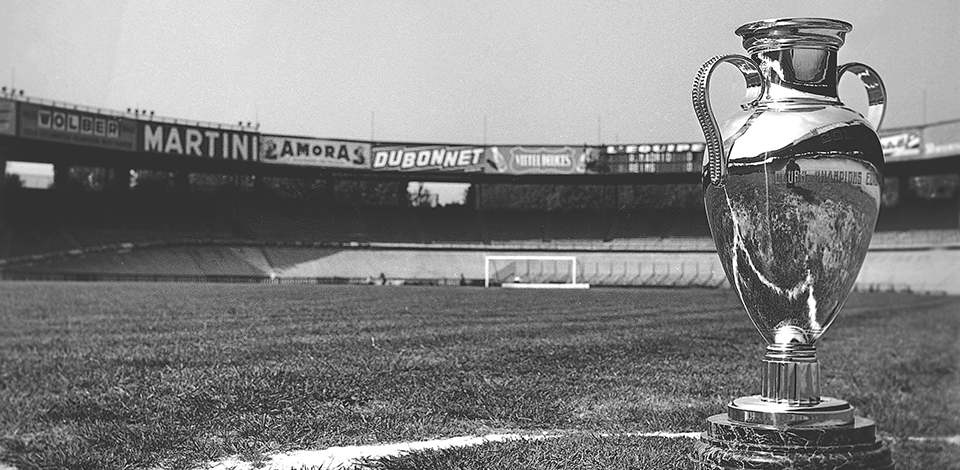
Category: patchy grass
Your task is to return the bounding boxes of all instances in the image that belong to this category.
[360,434,697,470]
[0,283,957,469]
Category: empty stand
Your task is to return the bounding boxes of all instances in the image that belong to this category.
[4,187,955,255]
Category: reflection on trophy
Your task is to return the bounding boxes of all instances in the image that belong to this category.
[692,18,893,469]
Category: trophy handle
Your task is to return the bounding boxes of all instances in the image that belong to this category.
[838,62,887,131]
[693,55,765,187]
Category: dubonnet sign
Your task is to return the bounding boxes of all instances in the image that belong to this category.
[371,145,486,172]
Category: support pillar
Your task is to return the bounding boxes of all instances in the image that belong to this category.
[0,159,6,235]
[110,168,131,191]
[397,179,409,207]
[468,182,482,210]
[602,184,619,241]
[956,173,960,232]
[898,175,912,205]
[325,176,336,206]
[54,163,70,190]
[469,181,489,243]
[174,171,191,193]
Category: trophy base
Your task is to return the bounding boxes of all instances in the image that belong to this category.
[694,412,893,469]
[728,395,855,427]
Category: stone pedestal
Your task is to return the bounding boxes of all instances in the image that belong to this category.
[694,414,893,469]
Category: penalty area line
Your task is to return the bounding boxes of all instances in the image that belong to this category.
[201,430,701,470]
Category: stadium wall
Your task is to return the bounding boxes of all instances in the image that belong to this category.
[3,239,957,295]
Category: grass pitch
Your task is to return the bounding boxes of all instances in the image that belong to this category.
[0,283,958,469]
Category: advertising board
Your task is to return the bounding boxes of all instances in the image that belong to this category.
[260,135,369,169]
[140,122,257,160]
[879,130,922,161]
[601,143,704,173]
[487,146,597,175]
[921,120,960,159]
[18,102,137,150]
[0,99,15,136]
[371,145,486,172]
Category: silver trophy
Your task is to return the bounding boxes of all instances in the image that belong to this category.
[692,18,892,469]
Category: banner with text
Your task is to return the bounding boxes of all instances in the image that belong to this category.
[601,143,704,174]
[260,135,370,169]
[487,146,598,175]
[19,102,137,150]
[371,145,486,172]
[921,120,960,159]
[140,122,257,160]
[0,99,15,136]
[879,129,922,161]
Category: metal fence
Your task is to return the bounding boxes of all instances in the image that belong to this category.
[580,261,727,287]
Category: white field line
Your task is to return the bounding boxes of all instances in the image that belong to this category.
[908,435,960,445]
[0,433,955,470]
[202,431,701,470]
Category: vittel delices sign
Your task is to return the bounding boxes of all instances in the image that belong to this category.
[487,146,596,175]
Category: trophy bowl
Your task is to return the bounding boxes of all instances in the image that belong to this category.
[693,17,887,413]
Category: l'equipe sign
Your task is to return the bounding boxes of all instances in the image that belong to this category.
[921,121,960,159]
[601,143,704,173]
[879,131,922,160]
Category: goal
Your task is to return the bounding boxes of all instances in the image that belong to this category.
[484,255,590,289]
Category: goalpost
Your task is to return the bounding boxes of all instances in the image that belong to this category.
[484,255,590,289]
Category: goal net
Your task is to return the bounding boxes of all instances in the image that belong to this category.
[484,255,590,289]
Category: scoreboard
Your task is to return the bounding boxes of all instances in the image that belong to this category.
[602,143,704,174]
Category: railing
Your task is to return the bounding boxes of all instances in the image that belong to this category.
[3,270,949,294]
[851,282,948,296]
[580,261,727,288]
[869,229,960,250]
[2,93,257,131]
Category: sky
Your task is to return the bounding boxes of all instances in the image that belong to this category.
[2,0,959,201]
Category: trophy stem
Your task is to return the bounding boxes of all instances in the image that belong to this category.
[726,342,856,428]
[761,343,820,406]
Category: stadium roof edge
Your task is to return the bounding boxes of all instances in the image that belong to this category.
[7,92,957,145]
[879,117,960,134]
